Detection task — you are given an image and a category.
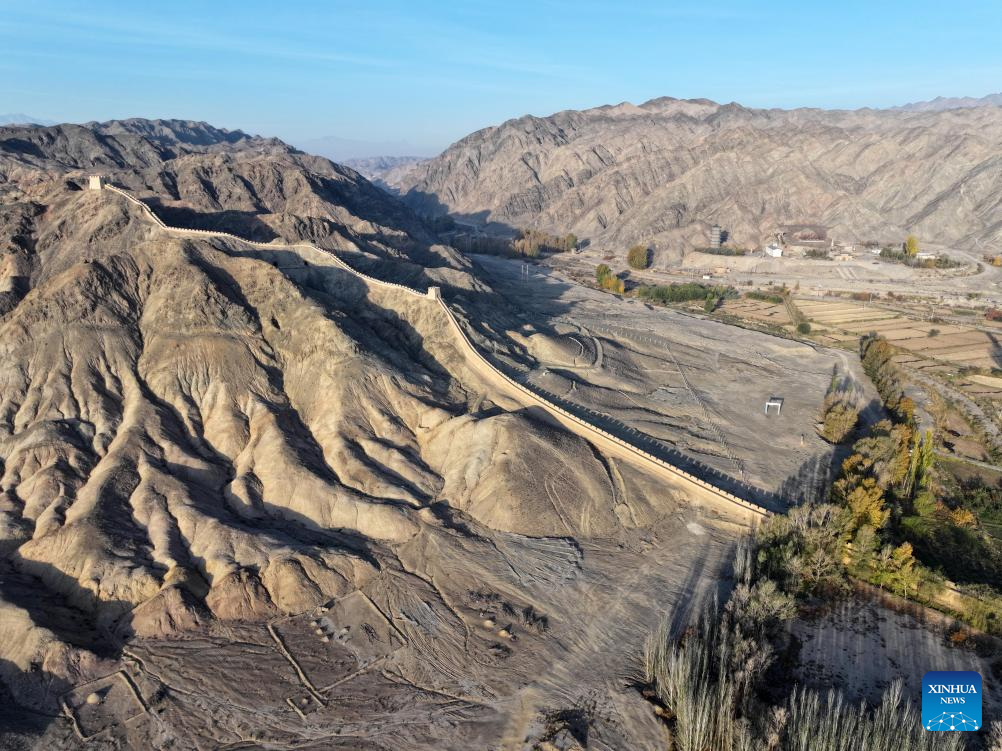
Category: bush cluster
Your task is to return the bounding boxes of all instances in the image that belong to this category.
[637,282,736,305]
[595,264,624,294]
[627,244,651,269]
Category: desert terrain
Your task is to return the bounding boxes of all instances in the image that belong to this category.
[1,109,1000,750]
[0,119,783,750]
[394,97,1002,255]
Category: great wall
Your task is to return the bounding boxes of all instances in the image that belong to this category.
[102,182,772,520]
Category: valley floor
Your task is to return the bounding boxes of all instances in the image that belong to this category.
[470,254,877,503]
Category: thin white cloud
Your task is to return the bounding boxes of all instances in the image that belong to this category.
[0,9,396,69]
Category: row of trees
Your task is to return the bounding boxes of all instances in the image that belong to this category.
[511,228,578,257]
[757,334,1002,621]
[636,282,737,305]
[449,228,577,258]
[834,336,1002,612]
[643,535,966,751]
[860,334,916,423]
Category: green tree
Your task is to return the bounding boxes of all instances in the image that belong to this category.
[849,524,878,571]
[595,264,611,283]
[627,244,650,270]
[876,542,920,596]
[820,399,859,444]
[846,478,889,529]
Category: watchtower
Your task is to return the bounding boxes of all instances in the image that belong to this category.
[710,224,722,249]
[427,286,441,301]
[88,175,105,190]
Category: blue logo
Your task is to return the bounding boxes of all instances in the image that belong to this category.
[923,671,982,731]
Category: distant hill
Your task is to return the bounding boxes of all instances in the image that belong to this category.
[295,134,433,162]
[393,96,1002,254]
[893,92,1002,111]
[0,113,57,126]
[342,155,427,193]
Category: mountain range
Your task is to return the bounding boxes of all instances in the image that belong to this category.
[0,114,57,127]
[393,95,1002,254]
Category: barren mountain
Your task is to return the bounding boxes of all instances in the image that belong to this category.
[0,119,764,749]
[395,97,1002,254]
[893,92,1002,111]
[0,114,57,127]
[342,156,427,193]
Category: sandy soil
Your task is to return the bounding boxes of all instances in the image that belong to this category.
[794,594,1002,718]
[470,255,877,502]
[30,473,748,749]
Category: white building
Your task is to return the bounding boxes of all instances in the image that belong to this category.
[765,243,783,258]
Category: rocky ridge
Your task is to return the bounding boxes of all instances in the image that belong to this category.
[394,96,1002,255]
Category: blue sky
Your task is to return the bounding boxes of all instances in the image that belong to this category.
[2,1,1001,157]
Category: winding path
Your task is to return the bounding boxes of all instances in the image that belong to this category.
[102,184,770,519]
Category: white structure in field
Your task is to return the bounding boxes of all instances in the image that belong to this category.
[88,175,105,190]
[765,243,783,258]
[765,397,783,415]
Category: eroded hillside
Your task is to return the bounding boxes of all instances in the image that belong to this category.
[395,97,1002,253]
[0,120,760,749]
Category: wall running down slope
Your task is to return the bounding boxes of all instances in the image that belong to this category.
[103,184,769,519]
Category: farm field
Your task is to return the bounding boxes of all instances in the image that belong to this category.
[796,299,1002,371]
[715,297,790,326]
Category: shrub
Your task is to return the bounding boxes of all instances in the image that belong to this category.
[605,276,625,294]
[928,328,940,337]
[595,264,624,293]
[796,321,811,335]
[627,244,650,270]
